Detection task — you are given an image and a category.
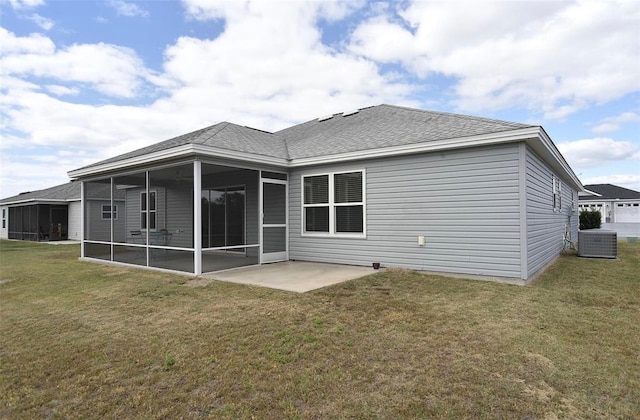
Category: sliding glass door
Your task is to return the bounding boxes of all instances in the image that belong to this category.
[201,186,245,249]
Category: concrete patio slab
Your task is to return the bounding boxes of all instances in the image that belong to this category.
[201,261,376,293]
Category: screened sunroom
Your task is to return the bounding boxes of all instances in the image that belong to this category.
[81,160,287,275]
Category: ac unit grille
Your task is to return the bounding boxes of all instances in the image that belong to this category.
[578,230,617,259]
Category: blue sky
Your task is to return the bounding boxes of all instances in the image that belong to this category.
[1,0,639,199]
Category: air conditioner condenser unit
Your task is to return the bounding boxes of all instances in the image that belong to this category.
[578,230,617,259]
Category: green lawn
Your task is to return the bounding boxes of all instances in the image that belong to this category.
[1,240,638,418]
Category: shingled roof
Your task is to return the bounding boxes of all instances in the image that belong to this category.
[581,184,640,200]
[0,181,80,205]
[71,104,534,175]
[278,104,533,159]
[77,121,289,171]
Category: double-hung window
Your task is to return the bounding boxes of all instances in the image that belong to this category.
[552,176,561,211]
[303,170,365,236]
[141,191,156,230]
[101,204,118,220]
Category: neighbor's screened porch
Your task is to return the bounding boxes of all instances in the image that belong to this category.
[82,160,288,275]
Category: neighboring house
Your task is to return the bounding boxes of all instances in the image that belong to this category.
[68,104,583,284]
[578,184,640,224]
[0,181,82,241]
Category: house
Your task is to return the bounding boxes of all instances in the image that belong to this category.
[0,181,81,241]
[578,184,640,224]
[67,104,583,284]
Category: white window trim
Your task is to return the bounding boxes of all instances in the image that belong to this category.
[301,169,366,238]
[559,181,562,210]
[141,190,157,231]
[101,204,118,220]
[552,176,561,212]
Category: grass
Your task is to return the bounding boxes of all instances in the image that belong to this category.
[1,240,639,418]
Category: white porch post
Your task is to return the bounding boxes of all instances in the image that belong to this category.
[80,180,85,258]
[258,171,263,265]
[193,160,202,275]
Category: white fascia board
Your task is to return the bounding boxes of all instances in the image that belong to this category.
[579,189,602,197]
[68,144,288,179]
[530,128,583,191]
[68,144,194,178]
[191,145,288,167]
[0,199,72,206]
[288,127,541,167]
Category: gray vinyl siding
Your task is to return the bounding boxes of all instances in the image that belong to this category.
[526,147,578,277]
[289,144,523,279]
[68,201,81,240]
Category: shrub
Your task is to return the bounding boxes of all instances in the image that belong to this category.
[580,210,602,230]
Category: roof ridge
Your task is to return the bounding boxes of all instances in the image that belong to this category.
[378,104,534,128]
[191,121,229,144]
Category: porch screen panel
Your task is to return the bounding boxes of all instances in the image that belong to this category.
[50,206,69,240]
[113,173,146,245]
[19,205,34,240]
[263,183,285,224]
[8,207,19,239]
[263,227,286,253]
[84,179,114,242]
[208,189,225,247]
[150,249,194,272]
[111,179,128,243]
[201,186,246,248]
[113,244,146,267]
[226,187,245,246]
[262,182,287,256]
[149,163,194,249]
[84,242,111,261]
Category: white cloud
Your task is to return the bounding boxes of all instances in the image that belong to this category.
[0,28,153,97]
[182,0,364,22]
[108,0,149,17]
[3,0,44,10]
[582,174,640,192]
[26,13,54,30]
[0,158,75,199]
[0,0,417,198]
[592,112,640,133]
[0,27,55,55]
[348,0,640,119]
[558,138,640,168]
[159,0,414,129]
[45,85,79,96]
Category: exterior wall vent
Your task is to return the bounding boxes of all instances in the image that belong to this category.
[578,230,617,259]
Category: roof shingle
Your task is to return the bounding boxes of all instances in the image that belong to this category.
[582,184,640,200]
[0,181,80,205]
[278,104,533,159]
[73,104,535,173]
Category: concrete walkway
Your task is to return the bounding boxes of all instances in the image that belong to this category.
[202,261,376,293]
[600,223,640,238]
